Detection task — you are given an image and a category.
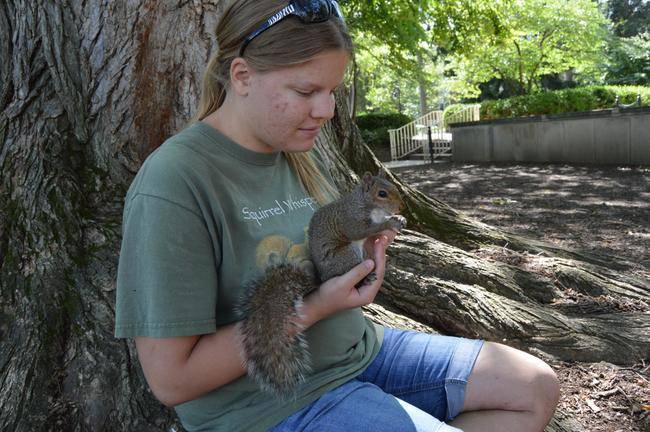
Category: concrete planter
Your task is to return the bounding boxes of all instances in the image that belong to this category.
[450,106,650,165]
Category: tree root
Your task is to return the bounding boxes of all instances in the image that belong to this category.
[378,231,650,365]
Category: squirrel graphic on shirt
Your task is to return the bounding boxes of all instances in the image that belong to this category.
[237,171,406,398]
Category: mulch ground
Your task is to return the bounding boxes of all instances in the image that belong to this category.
[394,162,650,432]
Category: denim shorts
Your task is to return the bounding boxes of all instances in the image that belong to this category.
[269,328,484,432]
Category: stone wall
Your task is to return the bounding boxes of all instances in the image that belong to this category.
[450,107,650,165]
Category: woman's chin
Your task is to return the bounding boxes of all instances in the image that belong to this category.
[284,137,317,153]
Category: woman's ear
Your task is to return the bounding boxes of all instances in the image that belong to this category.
[229,57,252,97]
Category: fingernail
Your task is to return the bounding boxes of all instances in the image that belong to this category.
[364,260,374,269]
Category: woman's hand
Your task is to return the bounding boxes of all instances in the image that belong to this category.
[305,234,391,322]
[364,229,398,257]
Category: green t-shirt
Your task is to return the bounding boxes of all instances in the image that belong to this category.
[115,121,383,432]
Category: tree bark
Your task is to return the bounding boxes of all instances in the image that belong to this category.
[1,2,648,432]
[1,1,219,430]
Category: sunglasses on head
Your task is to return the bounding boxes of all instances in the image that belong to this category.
[239,0,344,57]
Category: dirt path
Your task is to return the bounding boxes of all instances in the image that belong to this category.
[394,162,650,432]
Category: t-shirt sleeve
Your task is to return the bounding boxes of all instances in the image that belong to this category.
[115,193,218,338]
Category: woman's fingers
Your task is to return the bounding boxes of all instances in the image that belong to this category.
[316,235,390,314]
[336,258,375,289]
[371,235,388,281]
[381,229,397,244]
[364,229,397,256]
[356,236,388,301]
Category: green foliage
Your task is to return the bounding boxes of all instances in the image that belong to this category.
[449,0,609,96]
[442,104,471,126]
[355,112,411,160]
[345,0,646,119]
[606,0,650,37]
[343,0,508,80]
[355,112,412,130]
[480,85,650,119]
[343,0,510,116]
[603,32,650,85]
[354,39,425,116]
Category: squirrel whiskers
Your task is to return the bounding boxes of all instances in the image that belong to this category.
[237,171,406,398]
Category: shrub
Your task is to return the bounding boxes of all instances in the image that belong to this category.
[355,112,411,130]
[354,112,411,162]
[442,104,478,127]
[355,112,411,147]
[480,85,650,120]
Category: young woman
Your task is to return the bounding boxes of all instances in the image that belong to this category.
[115,1,560,431]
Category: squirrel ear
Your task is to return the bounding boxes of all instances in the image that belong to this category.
[362,172,373,191]
[377,170,387,179]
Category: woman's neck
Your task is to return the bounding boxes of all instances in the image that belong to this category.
[202,104,276,154]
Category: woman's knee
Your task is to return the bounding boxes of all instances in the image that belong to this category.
[463,342,559,418]
[529,357,560,422]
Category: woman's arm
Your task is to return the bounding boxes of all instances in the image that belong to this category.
[135,297,325,407]
[136,235,390,407]
[135,326,242,407]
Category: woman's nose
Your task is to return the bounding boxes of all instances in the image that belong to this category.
[311,93,336,120]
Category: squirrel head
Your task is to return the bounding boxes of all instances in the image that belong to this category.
[361,171,404,214]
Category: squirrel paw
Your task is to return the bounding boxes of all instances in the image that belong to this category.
[389,215,407,232]
[356,271,377,288]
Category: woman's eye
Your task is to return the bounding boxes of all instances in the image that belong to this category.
[378,190,388,198]
[296,89,314,97]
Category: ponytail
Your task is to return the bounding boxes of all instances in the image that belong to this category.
[193,54,229,122]
[286,153,339,206]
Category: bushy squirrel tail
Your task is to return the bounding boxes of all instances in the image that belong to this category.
[237,264,317,398]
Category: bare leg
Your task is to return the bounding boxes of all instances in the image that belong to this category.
[449,342,560,432]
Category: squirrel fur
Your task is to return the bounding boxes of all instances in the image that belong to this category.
[237,171,406,398]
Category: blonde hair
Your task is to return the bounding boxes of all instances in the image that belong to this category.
[194,0,351,204]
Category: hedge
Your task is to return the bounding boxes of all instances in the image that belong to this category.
[354,112,411,149]
[479,85,650,120]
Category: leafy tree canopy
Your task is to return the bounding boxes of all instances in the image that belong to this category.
[605,0,650,37]
[603,31,650,85]
[448,0,609,96]
[341,0,508,81]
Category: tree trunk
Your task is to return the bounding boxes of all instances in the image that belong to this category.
[1,2,647,432]
[1,1,218,430]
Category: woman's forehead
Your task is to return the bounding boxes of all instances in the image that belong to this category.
[269,50,349,84]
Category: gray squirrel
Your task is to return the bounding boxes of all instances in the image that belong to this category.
[237,171,406,398]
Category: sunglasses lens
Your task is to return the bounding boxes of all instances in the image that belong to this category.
[295,0,332,22]
[240,0,344,56]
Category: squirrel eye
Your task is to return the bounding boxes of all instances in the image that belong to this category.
[378,190,388,198]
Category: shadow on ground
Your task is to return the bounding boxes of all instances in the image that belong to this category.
[394,163,650,276]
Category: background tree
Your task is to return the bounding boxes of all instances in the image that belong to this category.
[342,0,507,115]
[600,0,650,85]
[448,0,609,97]
[1,2,648,432]
[602,31,650,85]
[352,37,445,116]
[605,0,650,37]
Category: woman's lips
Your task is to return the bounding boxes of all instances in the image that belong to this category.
[298,126,321,138]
